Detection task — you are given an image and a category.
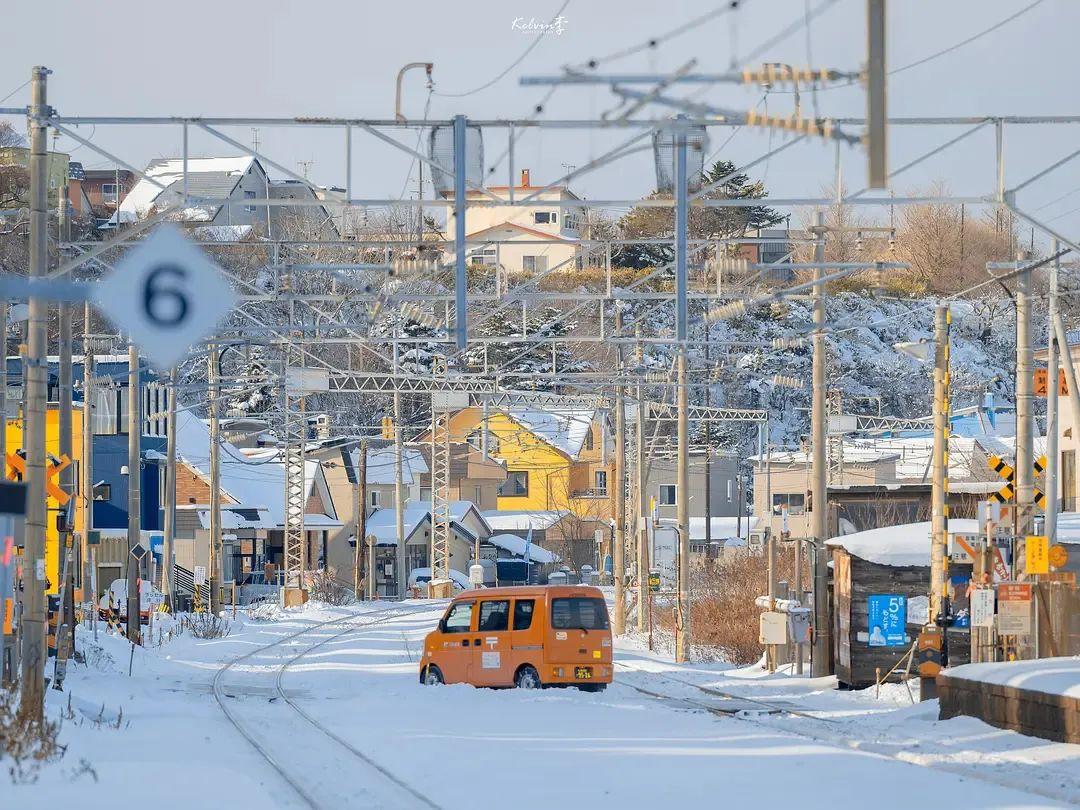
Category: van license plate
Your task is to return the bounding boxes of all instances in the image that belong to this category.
[574,667,592,680]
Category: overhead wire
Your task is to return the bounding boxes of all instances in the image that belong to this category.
[433,0,571,98]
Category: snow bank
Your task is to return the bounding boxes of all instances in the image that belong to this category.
[826,519,979,567]
[945,657,1080,700]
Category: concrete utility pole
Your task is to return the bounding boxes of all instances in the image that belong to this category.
[354,438,367,599]
[613,309,627,635]
[1014,251,1035,539]
[1045,243,1061,545]
[21,65,50,714]
[81,303,94,607]
[57,185,75,639]
[930,305,950,621]
[636,373,650,634]
[810,211,831,677]
[393,342,406,598]
[162,365,178,610]
[126,342,141,643]
[674,123,690,664]
[208,350,222,613]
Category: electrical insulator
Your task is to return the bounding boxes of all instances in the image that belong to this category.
[741,65,834,86]
[716,255,750,276]
[707,299,748,322]
[772,336,806,350]
[391,258,438,276]
[772,374,805,390]
[645,371,668,384]
[399,302,438,329]
[745,109,835,141]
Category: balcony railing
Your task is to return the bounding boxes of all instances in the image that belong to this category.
[572,487,608,498]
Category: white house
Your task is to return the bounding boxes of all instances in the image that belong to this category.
[442,169,583,274]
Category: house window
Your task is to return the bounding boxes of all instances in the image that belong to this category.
[499,470,529,498]
[474,486,483,504]
[534,211,556,224]
[420,487,432,503]
[522,255,548,272]
[93,482,111,502]
[659,485,676,506]
[370,490,381,508]
[469,248,497,266]
[727,479,734,501]
[101,183,122,201]
[594,470,608,495]
[244,190,257,213]
[772,493,805,515]
[564,213,580,231]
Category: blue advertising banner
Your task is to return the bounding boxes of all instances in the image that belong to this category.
[867,594,908,647]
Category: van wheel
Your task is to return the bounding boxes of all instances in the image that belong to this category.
[515,665,542,690]
[422,665,444,686]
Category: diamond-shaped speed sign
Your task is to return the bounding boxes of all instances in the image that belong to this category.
[95,225,236,370]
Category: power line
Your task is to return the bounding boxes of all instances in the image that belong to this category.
[433,0,571,98]
[0,79,29,106]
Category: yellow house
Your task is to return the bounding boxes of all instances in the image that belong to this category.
[436,406,613,522]
[6,403,87,595]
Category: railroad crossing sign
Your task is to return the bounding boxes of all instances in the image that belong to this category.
[5,451,71,505]
[1050,544,1070,569]
[988,454,1046,509]
[94,225,237,370]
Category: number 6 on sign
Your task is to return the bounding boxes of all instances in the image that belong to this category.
[95,225,236,370]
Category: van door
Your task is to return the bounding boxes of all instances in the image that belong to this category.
[508,597,540,678]
[547,596,612,682]
[435,600,476,683]
[471,599,512,686]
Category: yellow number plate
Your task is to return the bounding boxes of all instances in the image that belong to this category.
[574,666,592,680]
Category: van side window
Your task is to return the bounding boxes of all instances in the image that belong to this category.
[478,600,510,632]
[513,599,535,630]
[442,601,474,634]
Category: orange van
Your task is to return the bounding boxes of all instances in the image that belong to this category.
[419,585,613,691]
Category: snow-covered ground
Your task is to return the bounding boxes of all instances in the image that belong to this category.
[12,602,1080,809]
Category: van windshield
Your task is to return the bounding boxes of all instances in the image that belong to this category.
[550,597,610,631]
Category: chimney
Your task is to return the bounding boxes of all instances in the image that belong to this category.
[520,168,530,187]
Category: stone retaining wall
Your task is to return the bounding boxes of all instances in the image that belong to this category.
[938,673,1080,743]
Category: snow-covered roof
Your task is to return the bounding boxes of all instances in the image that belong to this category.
[112,156,258,224]
[505,407,596,460]
[191,224,254,242]
[1050,513,1080,545]
[365,504,430,546]
[485,532,559,564]
[357,446,427,486]
[174,410,324,526]
[826,519,979,567]
[481,509,570,532]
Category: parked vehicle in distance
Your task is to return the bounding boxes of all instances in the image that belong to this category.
[98,579,164,623]
[408,567,474,594]
[420,585,612,691]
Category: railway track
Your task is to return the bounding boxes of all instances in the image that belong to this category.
[212,604,444,810]
[615,660,1080,807]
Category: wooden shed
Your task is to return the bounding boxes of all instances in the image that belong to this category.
[828,521,971,689]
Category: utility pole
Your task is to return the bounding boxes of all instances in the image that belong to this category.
[929,304,953,617]
[1045,243,1061,546]
[162,365,178,610]
[208,350,221,613]
[810,211,831,677]
[613,309,626,635]
[21,65,50,715]
[81,303,94,611]
[1015,251,1035,539]
[57,184,75,651]
[674,121,690,664]
[393,341,406,598]
[355,438,367,599]
[635,327,650,634]
[126,342,141,643]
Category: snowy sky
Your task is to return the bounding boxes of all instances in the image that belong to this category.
[3,0,1079,236]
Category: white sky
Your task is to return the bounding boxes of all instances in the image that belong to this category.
[2,0,1078,237]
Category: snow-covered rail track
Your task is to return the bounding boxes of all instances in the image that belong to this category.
[212,605,443,810]
[615,661,1080,807]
